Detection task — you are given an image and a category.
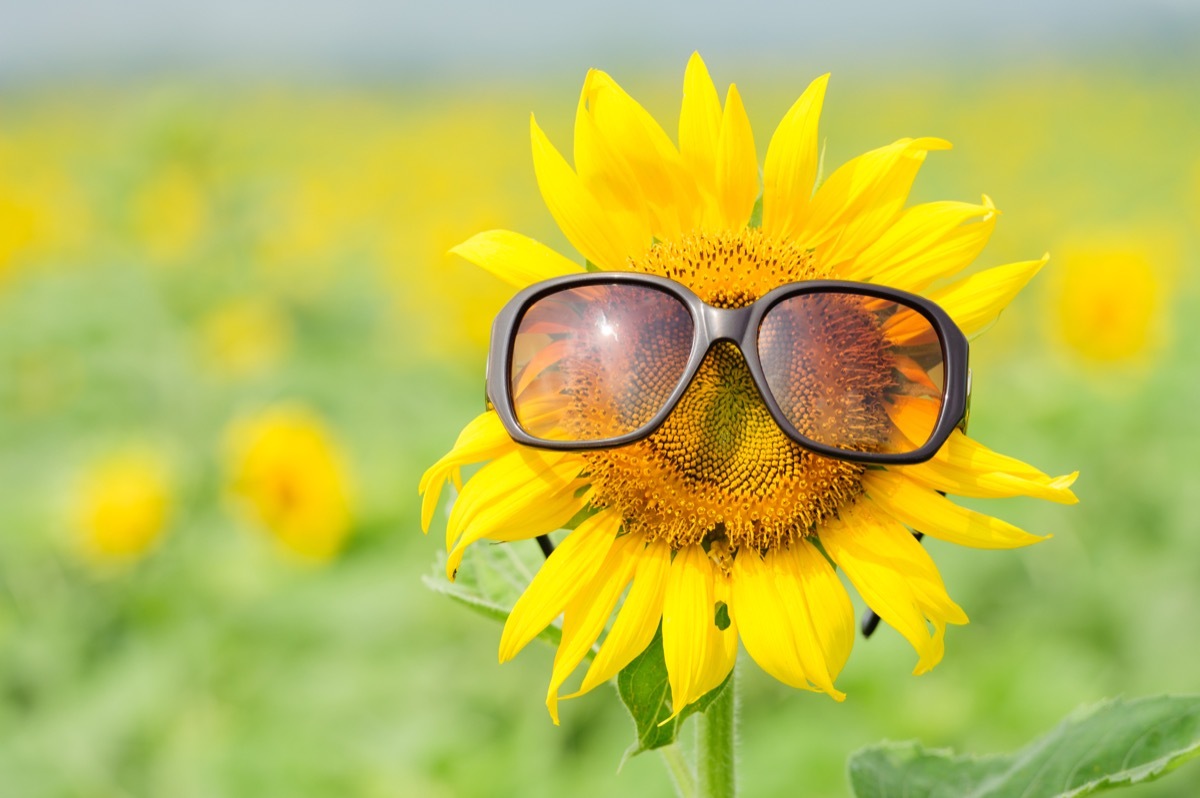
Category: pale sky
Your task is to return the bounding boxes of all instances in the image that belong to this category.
[2,0,1196,82]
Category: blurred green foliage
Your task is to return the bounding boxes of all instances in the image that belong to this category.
[0,54,1197,796]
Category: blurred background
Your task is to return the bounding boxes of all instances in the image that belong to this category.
[1,2,1198,796]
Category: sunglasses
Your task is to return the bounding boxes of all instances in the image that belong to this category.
[486,272,970,466]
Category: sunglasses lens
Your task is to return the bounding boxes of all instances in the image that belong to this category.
[758,292,945,455]
[509,283,694,442]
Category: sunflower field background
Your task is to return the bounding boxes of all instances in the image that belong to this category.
[2,20,1199,798]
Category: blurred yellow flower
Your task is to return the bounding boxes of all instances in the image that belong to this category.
[0,189,38,279]
[73,451,173,564]
[131,165,209,263]
[1052,236,1172,364]
[0,170,91,278]
[255,178,347,297]
[199,298,292,378]
[226,404,354,561]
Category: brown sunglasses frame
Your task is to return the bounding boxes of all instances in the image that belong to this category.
[486,271,970,466]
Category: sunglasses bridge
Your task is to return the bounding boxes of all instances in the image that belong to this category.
[696,302,757,345]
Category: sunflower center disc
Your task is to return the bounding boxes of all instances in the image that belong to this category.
[581,230,887,555]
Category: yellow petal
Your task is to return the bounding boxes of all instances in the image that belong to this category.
[889,256,1048,341]
[888,396,1075,483]
[531,114,641,270]
[571,538,671,696]
[864,469,1048,549]
[448,230,585,289]
[731,543,849,699]
[499,508,623,663]
[678,52,722,194]
[800,137,952,262]
[845,196,997,289]
[582,70,701,239]
[694,566,738,703]
[573,84,656,244]
[661,544,714,718]
[776,542,855,694]
[884,398,1079,504]
[899,460,1079,504]
[715,83,758,231]
[444,490,587,581]
[730,550,797,686]
[419,411,515,532]
[444,449,588,578]
[935,255,1048,336]
[545,532,641,724]
[761,73,828,241]
[446,447,577,547]
[820,502,967,675]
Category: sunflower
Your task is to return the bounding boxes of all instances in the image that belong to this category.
[420,54,1077,724]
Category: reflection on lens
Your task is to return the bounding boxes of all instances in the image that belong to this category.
[510,283,694,442]
[757,292,945,455]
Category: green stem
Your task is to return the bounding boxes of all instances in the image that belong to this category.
[659,742,697,798]
[697,666,737,798]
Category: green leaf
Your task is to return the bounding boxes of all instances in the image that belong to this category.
[848,695,1200,798]
[618,626,731,761]
[748,194,763,229]
[848,745,1013,798]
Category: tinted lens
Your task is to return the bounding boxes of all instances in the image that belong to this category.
[757,291,945,455]
[509,283,695,442]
